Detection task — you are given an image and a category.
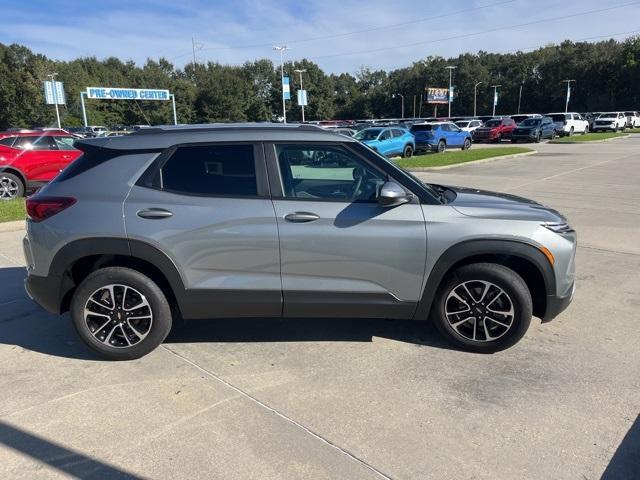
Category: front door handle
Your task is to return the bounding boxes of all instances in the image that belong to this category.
[137,208,173,219]
[284,212,319,223]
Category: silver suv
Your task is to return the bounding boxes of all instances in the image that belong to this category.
[23,124,576,360]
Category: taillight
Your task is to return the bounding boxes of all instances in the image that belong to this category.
[26,196,76,222]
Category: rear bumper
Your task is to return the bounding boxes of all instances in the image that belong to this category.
[541,281,575,322]
[25,272,64,315]
[415,142,437,151]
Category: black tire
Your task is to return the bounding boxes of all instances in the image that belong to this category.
[0,172,25,200]
[493,134,502,143]
[402,145,414,158]
[462,138,471,150]
[511,139,518,143]
[582,125,589,135]
[568,127,574,137]
[534,133,541,143]
[430,263,533,353]
[551,130,556,140]
[437,140,446,153]
[70,267,173,360]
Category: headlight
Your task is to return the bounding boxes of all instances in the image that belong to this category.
[542,222,574,234]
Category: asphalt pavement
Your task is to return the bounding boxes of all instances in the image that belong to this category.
[0,136,638,479]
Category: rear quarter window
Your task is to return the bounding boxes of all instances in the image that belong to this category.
[154,144,258,197]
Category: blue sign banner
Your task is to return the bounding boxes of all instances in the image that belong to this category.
[282,77,291,100]
[44,81,66,105]
[86,87,170,101]
[297,89,308,106]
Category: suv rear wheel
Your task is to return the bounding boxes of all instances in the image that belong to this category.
[70,267,172,360]
[402,145,413,158]
[437,140,446,153]
[0,173,24,200]
[431,263,532,353]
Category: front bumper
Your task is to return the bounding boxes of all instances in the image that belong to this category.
[511,132,538,141]
[542,281,575,322]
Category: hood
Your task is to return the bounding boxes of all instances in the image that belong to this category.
[445,185,566,222]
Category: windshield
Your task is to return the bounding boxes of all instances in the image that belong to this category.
[354,129,382,141]
[511,116,529,123]
[599,113,617,117]
[550,114,568,122]
[520,118,541,127]
[456,121,470,127]
[410,124,433,132]
[484,120,501,127]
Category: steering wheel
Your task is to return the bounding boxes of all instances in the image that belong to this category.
[350,167,365,201]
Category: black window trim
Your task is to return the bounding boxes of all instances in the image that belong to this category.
[136,141,270,200]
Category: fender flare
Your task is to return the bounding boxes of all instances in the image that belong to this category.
[413,239,555,320]
[48,237,187,311]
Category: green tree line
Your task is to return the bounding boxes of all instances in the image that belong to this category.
[1,36,639,129]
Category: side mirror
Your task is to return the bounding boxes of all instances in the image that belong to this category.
[378,181,412,207]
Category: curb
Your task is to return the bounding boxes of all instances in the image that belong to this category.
[405,150,537,172]
[0,220,25,233]
[548,134,630,144]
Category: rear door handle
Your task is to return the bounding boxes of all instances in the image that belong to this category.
[137,208,173,219]
[284,212,319,223]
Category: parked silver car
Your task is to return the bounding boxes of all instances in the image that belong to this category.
[23,124,577,359]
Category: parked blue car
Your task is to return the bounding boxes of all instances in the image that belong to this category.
[354,127,415,157]
[410,122,472,153]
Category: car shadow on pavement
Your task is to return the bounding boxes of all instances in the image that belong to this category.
[601,415,640,479]
[0,266,456,359]
[166,316,455,351]
[0,267,97,361]
[0,420,143,479]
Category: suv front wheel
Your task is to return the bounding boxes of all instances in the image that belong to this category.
[431,263,532,353]
[70,267,173,360]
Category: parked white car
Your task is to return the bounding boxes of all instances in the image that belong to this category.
[546,113,589,136]
[455,119,483,132]
[624,111,640,128]
[592,112,627,132]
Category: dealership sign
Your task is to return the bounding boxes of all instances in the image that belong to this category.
[426,87,449,104]
[86,87,170,101]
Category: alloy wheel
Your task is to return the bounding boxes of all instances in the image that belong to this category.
[444,280,515,342]
[0,176,19,200]
[84,284,153,348]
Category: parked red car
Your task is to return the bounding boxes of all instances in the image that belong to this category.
[0,131,81,199]
[472,117,517,143]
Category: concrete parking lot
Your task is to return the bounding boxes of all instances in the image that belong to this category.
[0,136,638,479]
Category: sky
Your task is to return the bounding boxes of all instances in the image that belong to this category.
[1,0,639,73]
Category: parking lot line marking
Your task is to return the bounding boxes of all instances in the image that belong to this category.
[161,345,394,480]
[505,151,635,192]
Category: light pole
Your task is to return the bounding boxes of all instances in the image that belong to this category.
[445,66,457,118]
[517,80,524,114]
[294,68,306,123]
[47,73,61,128]
[562,79,576,113]
[491,84,501,116]
[393,93,405,119]
[273,45,288,123]
[473,81,483,117]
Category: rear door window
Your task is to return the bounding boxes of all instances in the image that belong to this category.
[14,136,57,150]
[156,144,258,197]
